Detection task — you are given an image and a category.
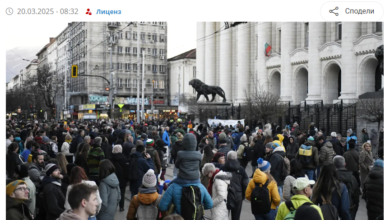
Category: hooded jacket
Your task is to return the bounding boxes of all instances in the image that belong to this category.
[41,176,65,220]
[251,139,265,166]
[109,153,128,189]
[269,146,286,186]
[343,148,359,172]
[319,141,335,166]
[286,137,299,160]
[97,173,121,220]
[211,171,232,220]
[127,187,167,220]
[57,209,83,220]
[364,165,383,220]
[220,159,249,200]
[129,152,154,196]
[295,142,319,170]
[61,142,70,154]
[6,195,33,220]
[275,194,323,220]
[175,134,202,180]
[245,169,280,209]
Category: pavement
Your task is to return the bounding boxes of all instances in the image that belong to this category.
[115,163,368,220]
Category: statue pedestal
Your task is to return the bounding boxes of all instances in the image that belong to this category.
[197,102,232,107]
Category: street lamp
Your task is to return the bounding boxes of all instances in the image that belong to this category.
[106,23,119,119]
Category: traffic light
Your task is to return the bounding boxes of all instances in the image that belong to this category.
[71,65,78,78]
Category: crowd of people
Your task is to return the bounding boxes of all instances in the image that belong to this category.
[5,118,384,220]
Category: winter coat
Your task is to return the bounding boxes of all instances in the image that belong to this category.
[251,139,265,167]
[146,146,161,175]
[363,165,383,220]
[332,140,345,156]
[343,149,359,172]
[64,180,102,212]
[87,144,105,175]
[41,176,66,220]
[22,176,36,216]
[237,141,249,159]
[370,129,378,146]
[268,146,286,186]
[162,130,170,147]
[346,134,357,150]
[57,209,83,220]
[220,159,249,200]
[175,135,202,180]
[362,133,370,144]
[129,152,154,196]
[319,141,335,166]
[316,183,352,220]
[158,181,213,214]
[286,137,299,161]
[282,174,308,201]
[97,173,121,220]
[336,168,360,210]
[245,169,280,209]
[275,194,323,220]
[295,142,319,170]
[6,196,33,220]
[110,153,128,189]
[217,145,231,158]
[74,154,89,175]
[211,171,232,220]
[359,147,374,174]
[171,140,183,162]
[28,163,45,189]
[233,132,244,149]
[127,187,167,220]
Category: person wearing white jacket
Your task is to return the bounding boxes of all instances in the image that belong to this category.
[64,166,102,220]
[211,170,232,220]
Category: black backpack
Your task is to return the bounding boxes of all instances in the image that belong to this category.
[320,196,339,220]
[226,182,236,210]
[250,180,271,215]
[126,154,139,181]
[181,185,204,220]
[243,143,254,161]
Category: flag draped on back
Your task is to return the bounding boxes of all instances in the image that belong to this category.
[265,42,272,56]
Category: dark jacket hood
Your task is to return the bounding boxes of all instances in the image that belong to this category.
[371,129,378,134]
[182,133,197,151]
[111,153,127,162]
[368,165,383,179]
[336,169,353,183]
[223,159,240,171]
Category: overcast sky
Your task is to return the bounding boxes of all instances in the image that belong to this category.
[5,20,196,59]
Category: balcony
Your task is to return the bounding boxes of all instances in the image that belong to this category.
[107,22,120,29]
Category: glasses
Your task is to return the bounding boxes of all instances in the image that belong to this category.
[14,187,29,192]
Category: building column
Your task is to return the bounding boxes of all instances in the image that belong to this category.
[307,22,326,104]
[219,22,232,102]
[196,22,205,82]
[280,22,296,102]
[236,23,251,103]
[205,22,216,86]
[257,22,272,90]
[339,22,360,103]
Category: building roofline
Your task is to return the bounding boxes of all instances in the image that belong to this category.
[168,48,196,61]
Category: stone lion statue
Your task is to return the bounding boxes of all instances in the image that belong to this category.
[189,79,226,102]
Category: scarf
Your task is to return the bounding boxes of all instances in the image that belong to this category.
[207,168,220,195]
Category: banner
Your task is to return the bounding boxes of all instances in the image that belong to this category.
[207,119,245,127]
[89,95,108,103]
[114,97,150,105]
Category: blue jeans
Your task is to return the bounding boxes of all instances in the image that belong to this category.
[277,186,283,204]
[254,209,277,220]
[88,216,97,220]
[304,169,314,180]
[314,166,321,181]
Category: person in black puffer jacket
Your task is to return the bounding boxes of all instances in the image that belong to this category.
[251,134,265,176]
[220,151,249,220]
[286,136,299,161]
[363,148,383,220]
[40,164,65,220]
[109,145,128,212]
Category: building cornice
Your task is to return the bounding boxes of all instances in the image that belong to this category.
[353,34,382,46]
[355,49,376,56]
[291,60,308,65]
[289,48,308,57]
[266,64,281,69]
[265,53,280,61]
[318,42,341,52]
[320,54,342,61]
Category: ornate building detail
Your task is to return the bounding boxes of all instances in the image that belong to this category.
[291,60,308,65]
[266,64,281,69]
[289,48,308,56]
[353,34,382,45]
[320,54,342,61]
[318,41,341,51]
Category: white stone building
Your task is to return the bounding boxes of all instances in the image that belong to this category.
[196,22,383,105]
[168,49,196,106]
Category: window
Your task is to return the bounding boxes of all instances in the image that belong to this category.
[152,34,157,42]
[125,63,131,71]
[133,63,137,72]
[304,23,309,47]
[159,80,165,89]
[141,32,145,40]
[133,47,137,54]
[376,22,383,32]
[126,79,130,88]
[117,78,122,87]
[133,79,137,87]
[133,32,137,40]
[152,65,157,73]
[152,22,158,25]
[140,64,143,72]
[125,47,131,54]
[159,49,165,55]
[141,48,145,55]
[278,30,282,53]
[118,32,123,39]
[148,33,151,40]
[160,34,165,42]
[117,46,123,53]
[337,22,342,40]
[147,64,151,71]
[147,79,151,85]
[193,66,196,78]
[152,48,157,56]
[126,31,131,39]
[159,65,166,73]
[148,48,151,55]
[117,63,122,70]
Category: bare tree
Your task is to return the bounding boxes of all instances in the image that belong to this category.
[357,96,383,133]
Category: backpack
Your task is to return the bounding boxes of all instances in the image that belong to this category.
[341,179,359,210]
[226,182,236,210]
[250,180,271,215]
[298,145,313,165]
[283,201,312,219]
[320,196,339,220]
[135,194,162,220]
[126,154,139,181]
[181,185,204,220]
[275,153,290,180]
[243,143,254,161]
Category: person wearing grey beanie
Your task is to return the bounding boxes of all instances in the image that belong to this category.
[175,133,202,180]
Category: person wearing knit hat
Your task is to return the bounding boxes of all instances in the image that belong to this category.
[128,169,166,220]
[257,158,271,173]
[6,180,33,220]
[145,138,161,186]
[217,132,231,156]
[41,163,65,220]
[175,133,202,180]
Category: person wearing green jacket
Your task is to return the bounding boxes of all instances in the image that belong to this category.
[275,177,324,220]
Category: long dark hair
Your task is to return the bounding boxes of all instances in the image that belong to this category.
[289,159,305,178]
[312,163,341,204]
[69,166,88,185]
[203,145,214,163]
[99,160,116,180]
